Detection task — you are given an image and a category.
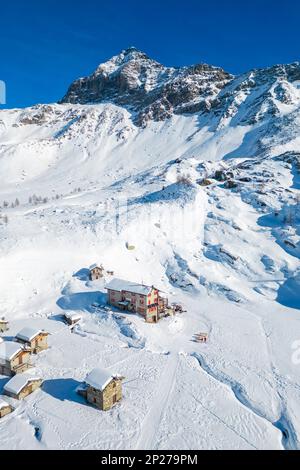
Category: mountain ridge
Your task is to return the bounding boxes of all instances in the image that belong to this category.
[59,48,300,127]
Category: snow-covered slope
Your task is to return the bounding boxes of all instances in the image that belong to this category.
[0,50,299,450]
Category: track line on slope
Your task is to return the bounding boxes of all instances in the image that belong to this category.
[191,354,286,449]
[136,353,179,450]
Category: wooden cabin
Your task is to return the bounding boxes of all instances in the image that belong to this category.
[78,368,122,411]
[64,312,82,326]
[89,264,104,281]
[0,341,32,376]
[16,327,49,354]
[3,374,43,400]
[0,317,9,333]
[105,278,162,323]
[0,399,13,419]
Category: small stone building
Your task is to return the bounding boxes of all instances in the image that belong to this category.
[64,311,82,326]
[0,399,13,419]
[78,368,122,411]
[3,374,43,400]
[0,318,9,333]
[89,264,104,281]
[105,278,162,323]
[16,327,49,354]
[0,341,32,376]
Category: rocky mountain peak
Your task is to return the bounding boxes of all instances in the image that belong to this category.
[60,48,232,126]
[60,49,300,128]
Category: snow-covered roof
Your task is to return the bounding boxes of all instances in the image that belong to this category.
[64,311,82,321]
[0,318,8,323]
[4,374,42,396]
[85,368,115,391]
[16,327,44,342]
[0,342,23,363]
[89,264,102,271]
[0,399,10,410]
[105,278,155,296]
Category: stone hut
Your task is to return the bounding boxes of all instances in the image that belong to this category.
[89,264,104,281]
[78,368,122,411]
[0,399,13,419]
[64,312,82,326]
[0,318,9,333]
[16,327,49,354]
[3,374,43,400]
[0,340,32,376]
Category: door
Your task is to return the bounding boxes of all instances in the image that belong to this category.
[113,394,117,404]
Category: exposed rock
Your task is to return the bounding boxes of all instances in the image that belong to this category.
[60,47,232,126]
[225,180,239,189]
[214,170,227,182]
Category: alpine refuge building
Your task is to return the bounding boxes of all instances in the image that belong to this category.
[105,278,170,323]
[0,341,31,376]
[15,327,49,354]
[0,399,13,419]
[77,368,122,411]
[3,374,43,400]
[89,264,104,281]
[0,318,9,333]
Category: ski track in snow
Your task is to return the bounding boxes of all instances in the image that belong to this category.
[136,354,179,450]
[191,353,298,450]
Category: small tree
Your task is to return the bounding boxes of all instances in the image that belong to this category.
[176,174,193,186]
[283,207,295,226]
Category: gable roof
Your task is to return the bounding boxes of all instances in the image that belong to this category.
[64,311,82,321]
[0,342,23,363]
[85,368,115,391]
[16,327,44,342]
[89,264,103,271]
[0,399,10,410]
[4,373,42,396]
[105,278,156,296]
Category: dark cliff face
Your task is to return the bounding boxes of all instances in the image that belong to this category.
[60,47,233,126]
[60,48,300,128]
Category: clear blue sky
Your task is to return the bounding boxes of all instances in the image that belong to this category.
[1,0,299,109]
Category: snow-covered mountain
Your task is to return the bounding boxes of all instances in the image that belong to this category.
[0,49,299,450]
[61,47,232,126]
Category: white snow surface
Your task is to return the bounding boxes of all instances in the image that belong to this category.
[0,75,299,450]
